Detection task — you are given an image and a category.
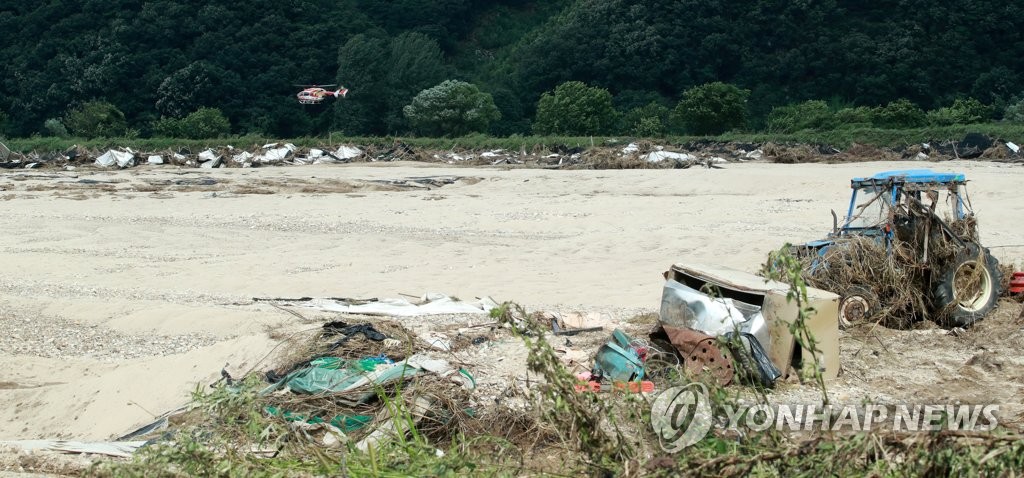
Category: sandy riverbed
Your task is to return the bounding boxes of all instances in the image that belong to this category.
[0,160,1021,444]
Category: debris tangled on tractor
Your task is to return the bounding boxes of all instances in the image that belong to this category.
[772,170,1005,329]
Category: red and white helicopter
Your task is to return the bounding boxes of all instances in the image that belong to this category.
[295,84,349,104]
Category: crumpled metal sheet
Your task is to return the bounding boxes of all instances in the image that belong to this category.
[659,279,770,355]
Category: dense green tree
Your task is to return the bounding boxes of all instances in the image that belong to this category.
[766,100,836,133]
[63,101,128,138]
[926,98,994,126]
[153,108,230,139]
[871,99,927,129]
[382,32,450,134]
[671,82,749,135]
[533,81,617,135]
[336,34,390,135]
[620,102,670,136]
[404,80,500,137]
[1004,96,1024,122]
[43,118,69,137]
[834,106,874,128]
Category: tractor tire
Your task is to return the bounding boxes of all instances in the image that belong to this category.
[932,243,1002,327]
[838,286,878,328]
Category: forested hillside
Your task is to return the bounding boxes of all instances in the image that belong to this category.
[1,0,1021,138]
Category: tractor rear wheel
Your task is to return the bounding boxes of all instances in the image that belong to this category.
[932,243,1002,327]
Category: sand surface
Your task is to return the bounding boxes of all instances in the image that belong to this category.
[1,160,1022,444]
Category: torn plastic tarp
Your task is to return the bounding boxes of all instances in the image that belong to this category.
[263,353,468,404]
[231,151,254,164]
[95,150,135,168]
[265,406,372,433]
[279,293,499,317]
[0,440,147,458]
[262,358,421,405]
[198,149,220,162]
[334,146,363,160]
[257,143,296,164]
[645,151,695,163]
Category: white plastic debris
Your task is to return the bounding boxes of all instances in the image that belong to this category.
[1007,142,1020,154]
[231,151,253,164]
[198,149,220,162]
[308,148,324,158]
[622,143,639,154]
[95,150,135,168]
[745,149,763,160]
[644,151,694,163]
[915,152,929,161]
[257,146,293,164]
[480,150,504,158]
[708,156,728,163]
[147,155,164,165]
[200,156,223,168]
[419,332,452,352]
[173,153,186,162]
[333,146,363,160]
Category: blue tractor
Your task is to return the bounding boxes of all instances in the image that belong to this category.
[796,169,1002,327]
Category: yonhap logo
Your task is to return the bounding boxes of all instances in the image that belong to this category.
[650,384,1000,453]
[650,383,714,452]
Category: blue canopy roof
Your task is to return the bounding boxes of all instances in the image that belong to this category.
[851,169,965,187]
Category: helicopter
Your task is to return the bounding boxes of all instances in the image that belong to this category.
[295,84,349,104]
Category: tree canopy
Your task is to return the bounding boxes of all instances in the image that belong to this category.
[2,0,1021,138]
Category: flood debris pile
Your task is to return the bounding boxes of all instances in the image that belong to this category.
[761,134,1024,164]
[795,236,935,328]
[5,133,1019,173]
[90,282,832,474]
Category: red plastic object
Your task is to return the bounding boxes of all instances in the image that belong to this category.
[1010,272,1024,294]
[573,381,656,394]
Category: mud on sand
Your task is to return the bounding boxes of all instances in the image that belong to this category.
[0,160,1021,471]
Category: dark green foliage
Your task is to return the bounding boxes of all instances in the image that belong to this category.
[533,81,618,135]
[834,106,874,128]
[63,101,128,138]
[871,99,927,129]
[43,118,69,137]
[926,98,995,126]
[1005,97,1024,122]
[404,80,500,137]
[152,108,231,139]
[155,62,239,119]
[766,100,836,133]
[620,101,670,136]
[381,33,450,134]
[1,1,1022,138]
[335,34,390,136]
[671,82,749,135]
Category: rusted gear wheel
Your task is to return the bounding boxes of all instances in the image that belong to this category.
[839,285,878,328]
